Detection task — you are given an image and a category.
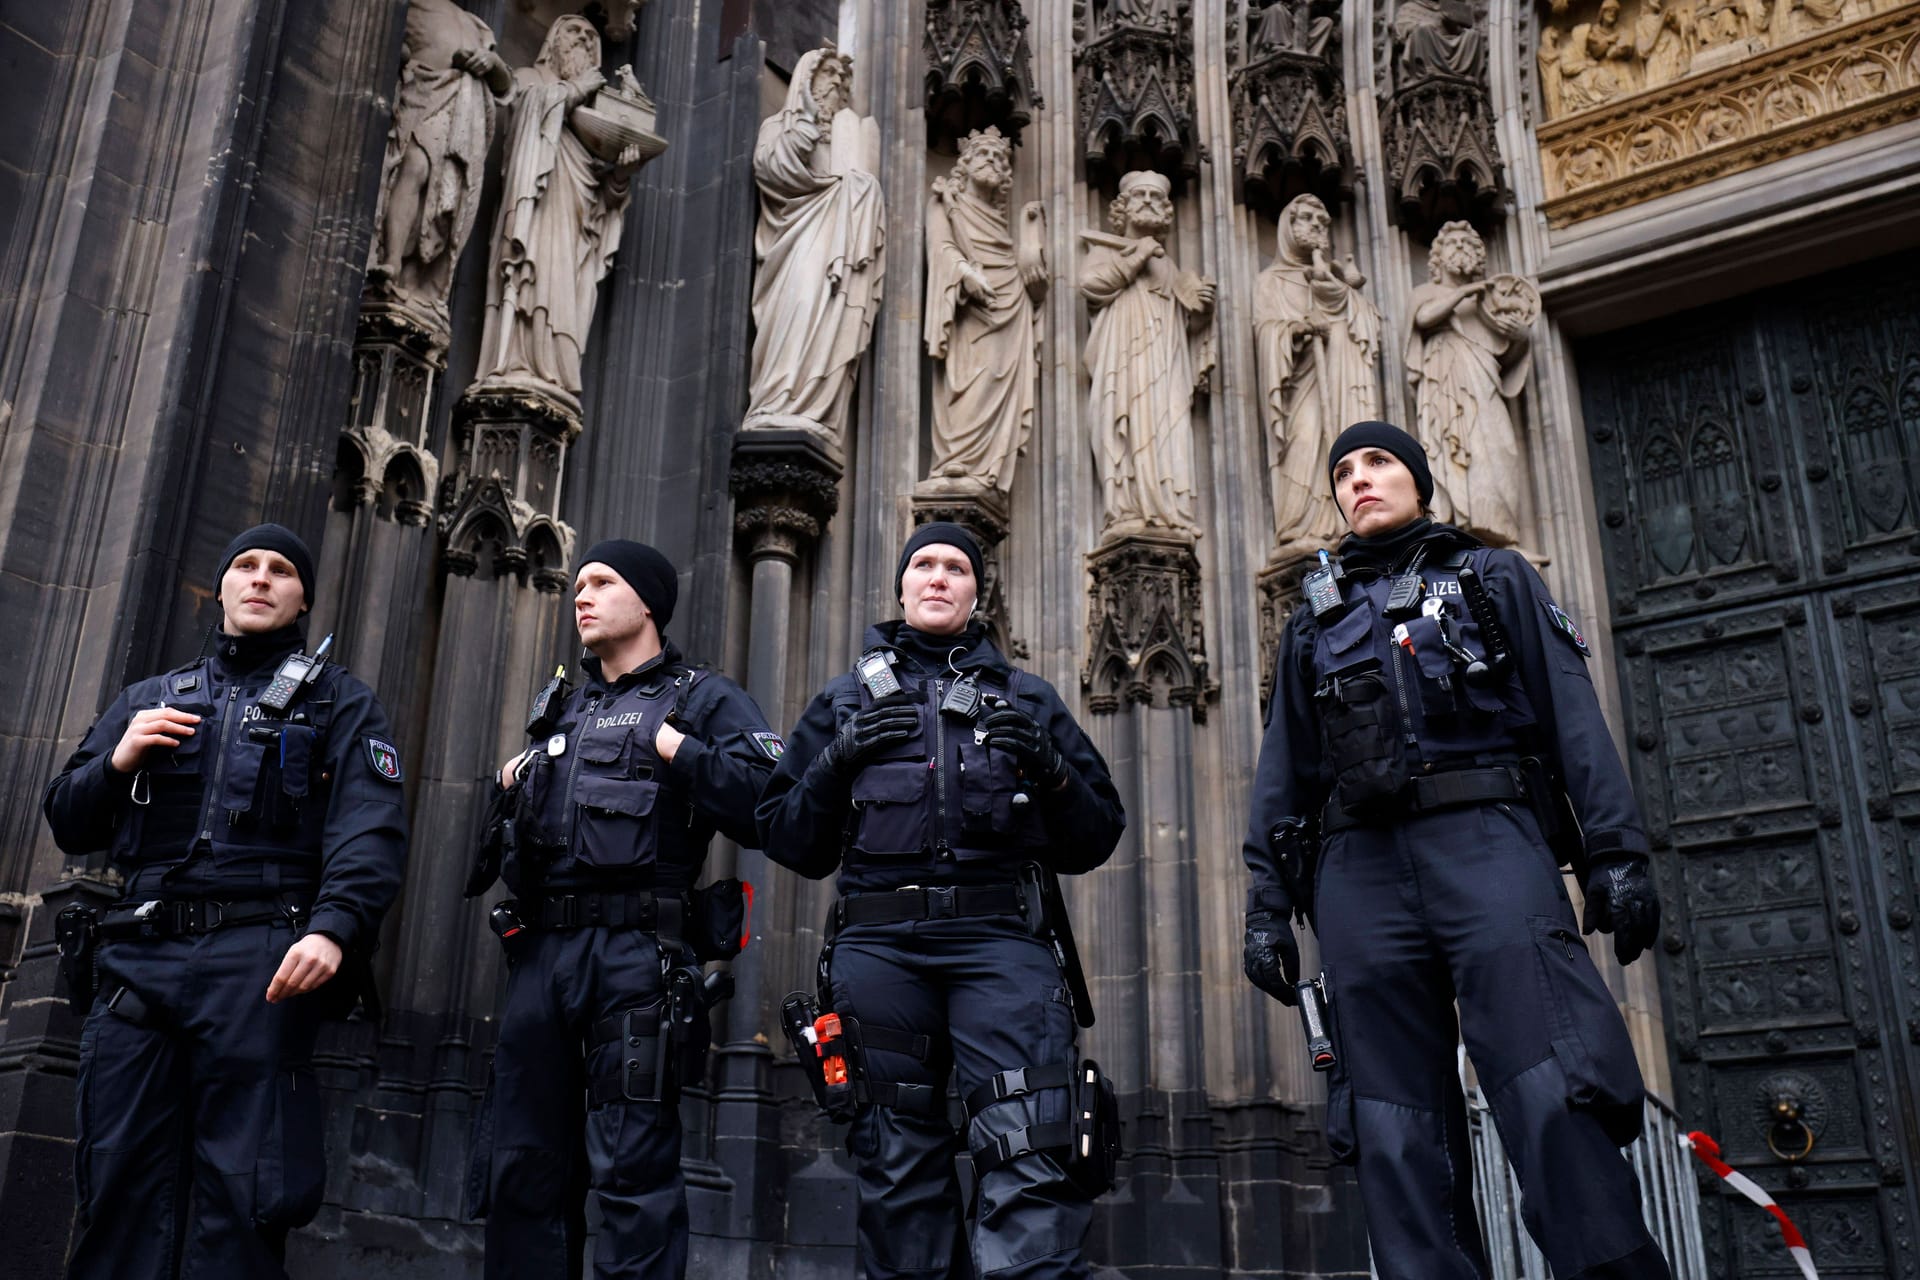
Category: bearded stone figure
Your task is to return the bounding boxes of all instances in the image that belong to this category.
[1255,195,1383,558]
[923,127,1048,497]
[365,0,510,341]
[745,44,887,444]
[1407,221,1539,548]
[471,17,651,417]
[1081,171,1216,538]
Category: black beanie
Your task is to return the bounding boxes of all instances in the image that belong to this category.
[897,522,985,598]
[578,539,678,630]
[1327,420,1434,505]
[217,523,315,606]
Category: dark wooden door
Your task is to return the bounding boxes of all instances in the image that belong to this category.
[1578,250,1920,1279]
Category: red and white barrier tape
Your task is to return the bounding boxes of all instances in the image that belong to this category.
[1681,1130,1818,1280]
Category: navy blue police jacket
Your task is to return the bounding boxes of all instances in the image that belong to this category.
[43,625,408,952]
[500,641,777,897]
[757,621,1126,894]
[1242,520,1649,915]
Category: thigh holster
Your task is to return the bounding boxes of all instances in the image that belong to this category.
[781,991,944,1122]
[965,1059,1120,1197]
[587,1003,671,1106]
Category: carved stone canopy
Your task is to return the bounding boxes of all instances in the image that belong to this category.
[1082,532,1216,720]
[1076,5,1201,188]
[926,0,1042,150]
[1381,75,1508,236]
[1230,43,1353,216]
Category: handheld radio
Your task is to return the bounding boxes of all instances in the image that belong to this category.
[257,634,333,716]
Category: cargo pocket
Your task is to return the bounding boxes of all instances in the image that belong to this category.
[850,762,929,856]
[573,774,660,870]
[1319,967,1359,1166]
[254,1064,326,1232]
[1528,915,1645,1145]
[1318,668,1408,810]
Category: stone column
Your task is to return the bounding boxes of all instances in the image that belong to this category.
[709,426,841,1242]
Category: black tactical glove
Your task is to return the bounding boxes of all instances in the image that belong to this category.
[980,705,1070,790]
[1582,859,1661,966]
[816,698,920,779]
[1243,909,1301,1005]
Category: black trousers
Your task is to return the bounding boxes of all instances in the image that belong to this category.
[826,914,1090,1280]
[1316,802,1672,1280]
[478,926,693,1280]
[69,921,323,1280]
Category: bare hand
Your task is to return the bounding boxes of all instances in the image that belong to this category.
[266,934,343,1003]
[654,722,686,763]
[110,707,201,773]
[499,750,534,789]
[575,68,606,98]
[958,262,992,303]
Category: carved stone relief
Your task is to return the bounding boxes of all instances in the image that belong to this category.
[1082,534,1217,718]
[925,0,1041,149]
[1407,221,1539,550]
[1229,1,1352,215]
[1255,194,1383,560]
[465,17,664,425]
[1080,171,1215,539]
[922,127,1048,500]
[743,43,887,449]
[1377,0,1508,234]
[364,0,510,353]
[1075,0,1200,187]
[1536,4,1920,225]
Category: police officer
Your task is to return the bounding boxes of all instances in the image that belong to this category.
[757,523,1126,1280]
[44,524,409,1279]
[472,539,779,1280]
[1241,423,1669,1280]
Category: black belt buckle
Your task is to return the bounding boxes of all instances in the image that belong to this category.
[132,899,165,938]
[924,885,957,920]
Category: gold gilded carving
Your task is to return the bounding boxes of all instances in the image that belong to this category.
[1538,4,1920,225]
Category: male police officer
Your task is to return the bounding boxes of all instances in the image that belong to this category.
[44,523,409,1279]
[472,539,779,1280]
[1242,423,1668,1279]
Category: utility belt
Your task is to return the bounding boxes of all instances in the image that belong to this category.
[832,882,1025,929]
[54,892,311,1018]
[1321,762,1529,833]
[490,879,750,963]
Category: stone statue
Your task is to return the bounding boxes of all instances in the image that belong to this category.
[1634,0,1693,89]
[1784,0,1858,37]
[1081,171,1215,537]
[1252,0,1335,57]
[365,0,511,338]
[1407,222,1538,548]
[1392,0,1486,86]
[922,127,1048,497]
[1254,195,1382,557]
[1538,25,1567,117]
[470,17,655,417]
[744,44,887,443]
[1560,0,1638,112]
[1691,0,1769,70]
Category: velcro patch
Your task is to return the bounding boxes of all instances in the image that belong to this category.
[366,737,403,781]
[1545,601,1591,657]
[752,731,786,761]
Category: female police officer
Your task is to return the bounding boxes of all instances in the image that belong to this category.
[757,522,1126,1280]
[44,524,408,1279]
[1241,423,1669,1280]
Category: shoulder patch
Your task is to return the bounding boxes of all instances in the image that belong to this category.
[1544,601,1591,657]
[751,731,786,761]
[366,737,403,781]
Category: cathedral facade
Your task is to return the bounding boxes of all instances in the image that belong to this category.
[0,1,1917,1275]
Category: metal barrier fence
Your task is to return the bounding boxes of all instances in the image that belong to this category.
[1463,1086,1710,1280]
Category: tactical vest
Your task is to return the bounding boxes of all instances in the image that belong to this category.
[113,657,340,883]
[1308,547,1536,811]
[514,668,706,887]
[841,657,1048,875]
